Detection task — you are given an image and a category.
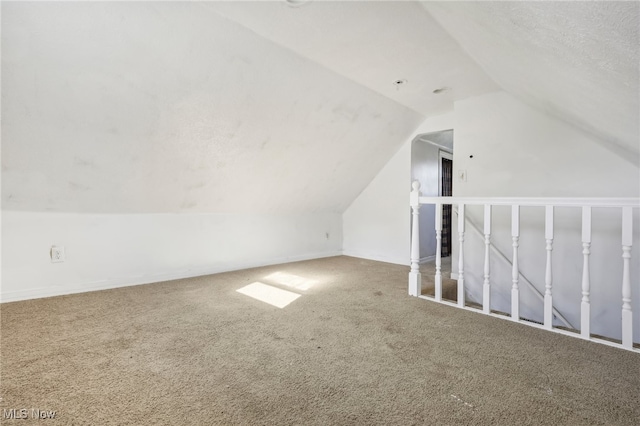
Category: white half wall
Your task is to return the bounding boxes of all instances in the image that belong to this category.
[342,113,454,265]
[1,211,341,302]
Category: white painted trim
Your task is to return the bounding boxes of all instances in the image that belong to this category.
[0,251,342,303]
[439,150,453,161]
[419,255,436,264]
[419,196,640,208]
[415,130,454,152]
[342,250,409,266]
[450,272,459,280]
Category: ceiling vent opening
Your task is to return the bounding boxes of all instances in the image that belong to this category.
[433,87,451,94]
[284,0,313,7]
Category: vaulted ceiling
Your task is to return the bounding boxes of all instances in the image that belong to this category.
[423,1,639,163]
[2,1,638,214]
[203,1,499,117]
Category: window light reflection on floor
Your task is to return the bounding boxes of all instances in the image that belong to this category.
[236,282,301,309]
[263,272,317,291]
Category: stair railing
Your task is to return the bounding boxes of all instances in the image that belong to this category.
[408,181,640,353]
[452,205,574,329]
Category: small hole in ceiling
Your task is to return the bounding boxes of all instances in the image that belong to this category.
[393,79,407,86]
[433,87,451,94]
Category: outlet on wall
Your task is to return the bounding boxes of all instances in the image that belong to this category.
[457,169,467,182]
[51,246,65,263]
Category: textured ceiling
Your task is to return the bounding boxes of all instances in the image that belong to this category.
[2,2,424,214]
[3,1,637,215]
[422,1,640,164]
[2,1,498,214]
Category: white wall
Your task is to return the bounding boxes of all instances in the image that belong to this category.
[2,2,417,302]
[451,91,640,341]
[453,91,639,198]
[342,113,454,265]
[1,212,341,302]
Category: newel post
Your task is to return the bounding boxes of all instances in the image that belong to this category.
[621,207,633,349]
[408,181,421,296]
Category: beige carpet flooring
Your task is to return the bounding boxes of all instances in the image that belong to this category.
[1,256,639,425]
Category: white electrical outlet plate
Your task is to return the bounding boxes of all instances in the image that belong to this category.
[51,246,65,263]
[458,169,467,182]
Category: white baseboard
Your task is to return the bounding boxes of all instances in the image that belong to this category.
[419,255,436,264]
[450,272,459,280]
[0,250,342,303]
[341,249,409,266]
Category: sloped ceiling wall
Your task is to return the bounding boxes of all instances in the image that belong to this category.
[204,1,499,116]
[2,2,432,214]
[422,1,640,164]
[3,1,637,216]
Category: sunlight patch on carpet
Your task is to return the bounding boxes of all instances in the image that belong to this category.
[236,282,301,308]
[263,271,317,291]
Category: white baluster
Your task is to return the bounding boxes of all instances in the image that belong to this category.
[511,205,520,321]
[544,206,554,330]
[483,204,492,314]
[581,207,591,339]
[435,202,443,302]
[408,181,421,297]
[621,207,633,349]
[458,204,465,307]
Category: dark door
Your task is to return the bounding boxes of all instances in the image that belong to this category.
[441,157,453,257]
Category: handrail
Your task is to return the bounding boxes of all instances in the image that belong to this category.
[420,196,640,208]
[409,182,639,353]
[454,206,574,329]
